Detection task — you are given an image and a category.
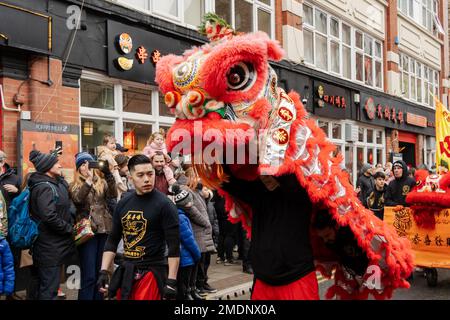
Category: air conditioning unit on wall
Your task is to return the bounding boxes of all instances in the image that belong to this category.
[345,123,358,142]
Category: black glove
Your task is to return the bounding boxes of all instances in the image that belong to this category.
[163,278,177,300]
[97,270,110,293]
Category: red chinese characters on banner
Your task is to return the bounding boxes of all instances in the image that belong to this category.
[323,95,346,108]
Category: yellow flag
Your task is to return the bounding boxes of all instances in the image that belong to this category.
[435,96,450,170]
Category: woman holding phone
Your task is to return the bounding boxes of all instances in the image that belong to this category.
[70,152,117,300]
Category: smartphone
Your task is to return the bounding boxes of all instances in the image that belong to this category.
[88,161,99,169]
[55,140,63,150]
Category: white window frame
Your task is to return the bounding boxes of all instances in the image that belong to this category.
[316,118,386,186]
[110,0,274,37]
[399,52,439,108]
[303,3,383,91]
[80,71,175,150]
[398,0,439,36]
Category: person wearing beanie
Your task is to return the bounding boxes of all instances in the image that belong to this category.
[365,171,387,220]
[172,184,201,300]
[70,152,117,300]
[27,147,76,300]
[0,150,21,206]
[356,163,374,205]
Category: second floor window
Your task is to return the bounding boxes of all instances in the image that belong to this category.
[398,0,440,35]
[303,3,383,90]
[399,53,439,107]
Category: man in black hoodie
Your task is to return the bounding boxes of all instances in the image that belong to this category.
[384,160,416,207]
[28,148,75,300]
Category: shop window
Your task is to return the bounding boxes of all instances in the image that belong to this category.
[123,87,152,115]
[81,118,115,155]
[376,148,383,165]
[376,130,382,144]
[332,123,341,139]
[358,127,364,142]
[367,129,373,143]
[318,120,329,137]
[367,148,374,165]
[80,80,114,110]
[357,147,364,172]
[159,94,175,118]
[123,122,153,153]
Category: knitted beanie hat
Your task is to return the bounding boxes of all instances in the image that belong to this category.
[75,152,95,170]
[29,149,59,173]
[171,184,193,208]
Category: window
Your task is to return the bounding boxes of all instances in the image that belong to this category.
[215,0,274,37]
[398,0,439,35]
[399,52,439,107]
[114,0,274,33]
[80,74,175,155]
[81,80,114,110]
[303,3,382,89]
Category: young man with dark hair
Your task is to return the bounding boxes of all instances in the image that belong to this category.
[385,160,416,207]
[365,171,387,220]
[98,155,180,300]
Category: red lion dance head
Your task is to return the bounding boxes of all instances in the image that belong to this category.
[156,14,413,300]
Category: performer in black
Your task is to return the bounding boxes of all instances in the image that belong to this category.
[97,155,180,300]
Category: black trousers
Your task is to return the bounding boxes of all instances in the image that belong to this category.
[177,266,193,299]
[239,226,252,269]
[28,265,61,300]
[195,253,207,289]
[217,220,238,261]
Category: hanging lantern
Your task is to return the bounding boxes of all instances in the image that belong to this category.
[123,130,135,150]
[83,121,94,136]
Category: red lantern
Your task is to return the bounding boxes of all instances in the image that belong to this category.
[123,131,135,150]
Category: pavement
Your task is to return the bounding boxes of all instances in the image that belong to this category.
[5,258,449,300]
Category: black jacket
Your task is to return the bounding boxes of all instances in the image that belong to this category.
[366,185,387,220]
[357,174,374,203]
[28,172,76,267]
[384,161,416,207]
[0,164,21,206]
[221,173,315,286]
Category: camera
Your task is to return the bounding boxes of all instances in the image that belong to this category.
[88,160,107,170]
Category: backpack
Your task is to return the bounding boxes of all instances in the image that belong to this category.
[7,182,59,249]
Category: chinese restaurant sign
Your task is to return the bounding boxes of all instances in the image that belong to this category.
[107,20,195,84]
[384,207,450,268]
[359,93,435,135]
[313,81,351,120]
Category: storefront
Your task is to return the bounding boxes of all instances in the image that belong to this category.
[359,92,436,168]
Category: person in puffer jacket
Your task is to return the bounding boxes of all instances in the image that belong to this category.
[172,184,201,300]
[0,236,15,296]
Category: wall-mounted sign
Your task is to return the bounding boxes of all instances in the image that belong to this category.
[313,81,351,120]
[108,21,196,84]
[118,33,133,54]
[359,92,435,135]
[364,97,404,124]
[406,113,427,128]
[316,85,347,108]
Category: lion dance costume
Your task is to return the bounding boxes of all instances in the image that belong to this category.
[156,14,414,300]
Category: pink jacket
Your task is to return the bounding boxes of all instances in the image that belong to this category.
[143,142,168,159]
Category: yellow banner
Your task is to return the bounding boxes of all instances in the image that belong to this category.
[384,207,450,268]
[435,97,450,170]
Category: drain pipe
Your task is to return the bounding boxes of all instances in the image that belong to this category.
[0,84,21,112]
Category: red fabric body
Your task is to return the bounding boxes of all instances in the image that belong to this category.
[117,271,161,300]
[251,271,319,300]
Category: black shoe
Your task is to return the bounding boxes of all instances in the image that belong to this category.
[203,283,217,293]
[184,293,194,300]
[224,259,239,266]
[191,289,204,300]
[197,288,209,296]
[243,266,254,275]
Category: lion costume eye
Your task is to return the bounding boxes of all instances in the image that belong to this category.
[226,62,255,91]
